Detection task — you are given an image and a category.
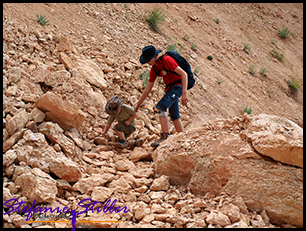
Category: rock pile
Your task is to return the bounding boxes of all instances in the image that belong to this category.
[153,113,303,228]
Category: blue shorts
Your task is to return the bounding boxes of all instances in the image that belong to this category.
[156,85,182,121]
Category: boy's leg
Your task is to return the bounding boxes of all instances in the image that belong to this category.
[173,119,184,133]
[159,114,170,133]
[169,98,184,133]
[152,85,183,148]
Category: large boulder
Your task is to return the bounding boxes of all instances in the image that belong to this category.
[241,114,303,168]
[152,114,303,228]
[11,129,83,183]
[76,58,108,90]
[15,168,57,204]
[35,92,86,131]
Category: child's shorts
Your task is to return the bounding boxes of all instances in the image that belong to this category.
[114,122,136,138]
[155,85,182,121]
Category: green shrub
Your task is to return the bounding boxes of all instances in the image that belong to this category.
[193,68,199,76]
[278,27,291,38]
[288,78,301,92]
[271,49,284,62]
[248,65,255,75]
[207,55,213,60]
[243,101,253,114]
[139,69,150,89]
[243,44,251,53]
[166,39,183,53]
[145,7,165,33]
[37,14,50,26]
[191,42,197,51]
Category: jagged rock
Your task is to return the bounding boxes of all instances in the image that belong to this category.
[91,186,113,202]
[49,157,82,183]
[35,92,86,131]
[3,150,17,166]
[134,201,147,221]
[56,36,78,54]
[115,159,135,171]
[72,173,115,194]
[206,211,231,227]
[7,67,21,83]
[59,52,77,71]
[76,58,108,90]
[28,108,45,123]
[129,147,150,162]
[32,65,50,83]
[38,121,81,159]
[3,129,26,153]
[6,109,29,136]
[150,175,170,191]
[242,114,303,168]
[153,114,303,227]
[15,168,57,204]
[220,203,240,223]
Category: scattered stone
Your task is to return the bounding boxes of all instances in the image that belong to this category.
[150,175,170,191]
[15,168,58,204]
[35,92,86,131]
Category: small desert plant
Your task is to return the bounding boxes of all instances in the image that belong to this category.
[271,39,278,45]
[278,27,291,38]
[271,49,284,62]
[248,65,255,75]
[37,14,50,26]
[215,18,221,24]
[243,44,251,53]
[216,77,223,84]
[243,101,253,114]
[139,69,150,89]
[145,7,165,33]
[193,68,199,76]
[183,34,189,41]
[166,39,183,53]
[207,55,213,60]
[260,68,267,77]
[288,78,301,92]
[191,42,198,51]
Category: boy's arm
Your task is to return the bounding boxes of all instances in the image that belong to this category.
[134,81,154,112]
[125,114,136,126]
[174,66,188,106]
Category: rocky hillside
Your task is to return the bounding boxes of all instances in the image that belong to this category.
[3,3,303,228]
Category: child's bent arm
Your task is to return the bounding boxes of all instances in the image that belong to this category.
[102,123,111,135]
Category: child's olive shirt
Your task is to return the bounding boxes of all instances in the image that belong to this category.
[106,104,136,128]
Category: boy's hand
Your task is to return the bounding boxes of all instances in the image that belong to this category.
[125,121,130,126]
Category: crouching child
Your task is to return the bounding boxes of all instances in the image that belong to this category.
[101,95,143,148]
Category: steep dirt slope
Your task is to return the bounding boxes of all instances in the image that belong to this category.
[3,3,303,229]
[3,3,303,128]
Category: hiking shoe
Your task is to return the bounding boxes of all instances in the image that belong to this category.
[151,133,170,148]
[115,140,128,148]
[135,139,144,147]
[126,139,144,149]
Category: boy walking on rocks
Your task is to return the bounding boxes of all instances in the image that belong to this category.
[101,95,143,148]
[135,45,188,148]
